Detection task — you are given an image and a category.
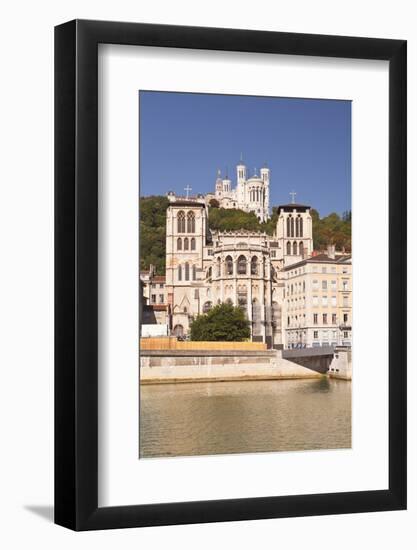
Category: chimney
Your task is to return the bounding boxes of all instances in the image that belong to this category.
[327,244,335,260]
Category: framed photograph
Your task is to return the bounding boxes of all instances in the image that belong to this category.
[55,20,406,530]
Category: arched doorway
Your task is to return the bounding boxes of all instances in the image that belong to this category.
[173,324,184,337]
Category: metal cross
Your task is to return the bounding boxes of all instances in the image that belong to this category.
[290,191,297,204]
[184,185,192,199]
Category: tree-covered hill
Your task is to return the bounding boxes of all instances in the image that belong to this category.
[139,195,169,274]
[139,195,351,274]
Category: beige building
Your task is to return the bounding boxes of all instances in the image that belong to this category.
[283,248,352,349]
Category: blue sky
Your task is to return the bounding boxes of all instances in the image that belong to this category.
[139,91,351,217]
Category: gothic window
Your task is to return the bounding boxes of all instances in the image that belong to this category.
[299,241,304,258]
[192,265,197,280]
[300,217,303,237]
[173,324,184,337]
[296,217,300,237]
[237,255,247,275]
[184,237,189,250]
[190,237,196,250]
[287,216,291,237]
[177,211,185,233]
[207,266,212,279]
[251,256,258,275]
[177,237,182,250]
[286,241,291,255]
[225,255,233,276]
[237,285,247,309]
[217,257,221,277]
[184,262,190,281]
[203,301,212,313]
[187,211,195,233]
[178,265,182,281]
[293,241,298,255]
[290,217,295,238]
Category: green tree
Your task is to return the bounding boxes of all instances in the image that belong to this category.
[139,195,169,274]
[190,303,251,342]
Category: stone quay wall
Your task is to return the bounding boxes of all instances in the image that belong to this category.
[140,349,323,384]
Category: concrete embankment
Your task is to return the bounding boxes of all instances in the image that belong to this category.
[140,349,324,384]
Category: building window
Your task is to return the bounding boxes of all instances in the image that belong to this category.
[184,237,189,250]
[299,241,304,258]
[322,267,327,273]
[271,250,276,258]
[225,255,233,276]
[287,316,290,326]
[343,313,348,323]
[300,217,303,237]
[187,211,195,233]
[313,296,318,306]
[177,237,182,250]
[313,279,319,290]
[343,280,348,291]
[344,331,349,339]
[295,216,300,237]
[177,210,185,233]
[207,267,212,279]
[331,280,337,290]
[322,280,327,290]
[192,265,197,280]
[343,296,349,307]
[151,294,156,303]
[291,216,294,237]
[332,313,337,324]
[331,296,337,307]
[178,265,182,281]
[159,294,164,303]
[184,262,190,281]
[251,256,258,275]
[217,258,221,277]
[303,281,306,292]
[322,296,328,306]
[151,283,156,289]
[194,289,199,299]
[237,255,247,275]
[293,241,298,255]
[207,248,213,256]
[159,283,164,288]
[313,313,318,324]
[190,237,196,250]
[313,330,318,339]
[203,301,212,313]
[286,241,291,255]
[323,313,328,324]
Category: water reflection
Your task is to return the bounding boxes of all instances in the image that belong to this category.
[139,378,351,458]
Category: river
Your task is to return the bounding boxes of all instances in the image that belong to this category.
[139,377,351,458]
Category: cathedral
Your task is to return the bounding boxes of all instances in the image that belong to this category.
[142,159,352,350]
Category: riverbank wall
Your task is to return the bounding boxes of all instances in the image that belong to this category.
[140,349,324,384]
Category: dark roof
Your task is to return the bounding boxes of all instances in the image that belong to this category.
[169,201,205,208]
[278,203,311,212]
[151,275,166,282]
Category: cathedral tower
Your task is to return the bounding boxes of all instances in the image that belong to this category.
[276,197,313,266]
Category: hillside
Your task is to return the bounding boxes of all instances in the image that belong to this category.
[139,195,351,274]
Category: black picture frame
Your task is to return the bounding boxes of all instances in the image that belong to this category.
[55,19,407,531]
